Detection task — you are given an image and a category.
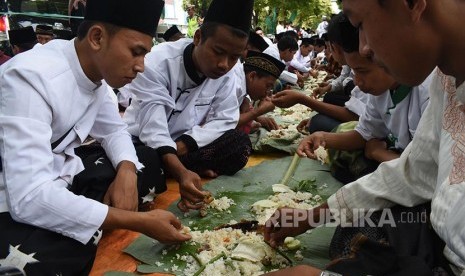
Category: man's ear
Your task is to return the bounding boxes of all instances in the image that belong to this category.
[406,0,427,23]
[193,28,201,46]
[87,25,105,51]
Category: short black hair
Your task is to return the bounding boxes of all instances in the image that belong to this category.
[76,20,122,40]
[336,13,359,53]
[277,36,298,52]
[199,21,248,43]
[314,38,326,48]
[283,30,299,42]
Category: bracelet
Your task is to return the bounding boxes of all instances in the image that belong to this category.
[320,271,343,276]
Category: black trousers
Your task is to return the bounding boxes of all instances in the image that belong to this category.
[0,144,165,275]
[328,203,452,276]
[179,129,252,176]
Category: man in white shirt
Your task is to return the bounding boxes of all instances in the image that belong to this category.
[263,0,465,275]
[288,37,313,74]
[122,0,254,212]
[0,0,192,275]
[316,15,329,38]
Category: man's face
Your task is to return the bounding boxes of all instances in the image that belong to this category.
[246,73,275,101]
[37,34,53,44]
[280,49,296,62]
[193,25,247,79]
[187,8,195,17]
[300,45,312,57]
[97,28,153,88]
[344,51,396,95]
[342,0,438,86]
[256,30,264,37]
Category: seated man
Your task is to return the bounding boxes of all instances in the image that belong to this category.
[302,46,431,183]
[122,0,254,212]
[263,4,462,274]
[0,0,189,275]
[288,37,313,74]
[8,26,38,55]
[35,24,54,44]
[162,25,185,42]
[236,51,285,133]
[263,36,299,86]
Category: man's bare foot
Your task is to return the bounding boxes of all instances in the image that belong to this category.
[200,169,218,178]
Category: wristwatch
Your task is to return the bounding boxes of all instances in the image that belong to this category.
[320,271,343,276]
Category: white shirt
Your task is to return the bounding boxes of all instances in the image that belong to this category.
[0,39,142,244]
[316,21,328,37]
[355,75,431,150]
[233,61,247,105]
[263,44,298,85]
[327,68,465,272]
[345,86,369,117]
[122,38,239,152]
[330,65,352,93]
[289,49,311,73]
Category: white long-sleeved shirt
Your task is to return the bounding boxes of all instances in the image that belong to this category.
[0,39,142,244]
[289,49,311,73]
[327,68,465,272]
[122,38,239,153]
[355,75,431,150]
[263,44,298,85]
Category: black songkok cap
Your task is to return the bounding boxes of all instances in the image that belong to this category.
[163,25,182,41]
[245,51,285,79]
[85,0,165,37]
[248,31,268,52]
[54,29,74,40]
[35,25,54,35]
[9,26,37,45]
[204,0,254,33]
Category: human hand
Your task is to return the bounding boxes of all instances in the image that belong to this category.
[296,119,310,134]
[177,170,207,212]
[176,141,189,156]
[296,132,326,158]
[271,90,303,108]
[138,209,192,244]
[312,86,329,98]
[257,97,275,114]
[103,161,138,211]
[256,116,279,131]
[264,208,312,248]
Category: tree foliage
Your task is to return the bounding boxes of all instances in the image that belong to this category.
[183,0,333,34]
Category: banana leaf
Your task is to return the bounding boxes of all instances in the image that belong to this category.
[124,156,342,275]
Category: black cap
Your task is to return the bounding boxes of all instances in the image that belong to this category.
[248,31,268,52]
[35,25,54,35]
[163,25,183,41]
[54,29,74,40]
[245,51,285,79]
[85,0,165,37]
[204,0,254,33]
[9,26,37,45]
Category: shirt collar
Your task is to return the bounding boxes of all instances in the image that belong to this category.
[183,43,206,86]
[63,39,102,92]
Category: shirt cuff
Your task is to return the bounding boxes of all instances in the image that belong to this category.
[156,146,177,156]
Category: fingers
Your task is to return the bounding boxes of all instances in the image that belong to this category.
[270,119,279,130]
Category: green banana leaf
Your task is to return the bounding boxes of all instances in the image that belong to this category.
[124,156,342,275]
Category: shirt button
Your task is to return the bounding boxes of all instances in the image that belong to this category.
[75,125,80,130]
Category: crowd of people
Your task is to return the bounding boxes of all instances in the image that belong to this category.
[1,0,464,275]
